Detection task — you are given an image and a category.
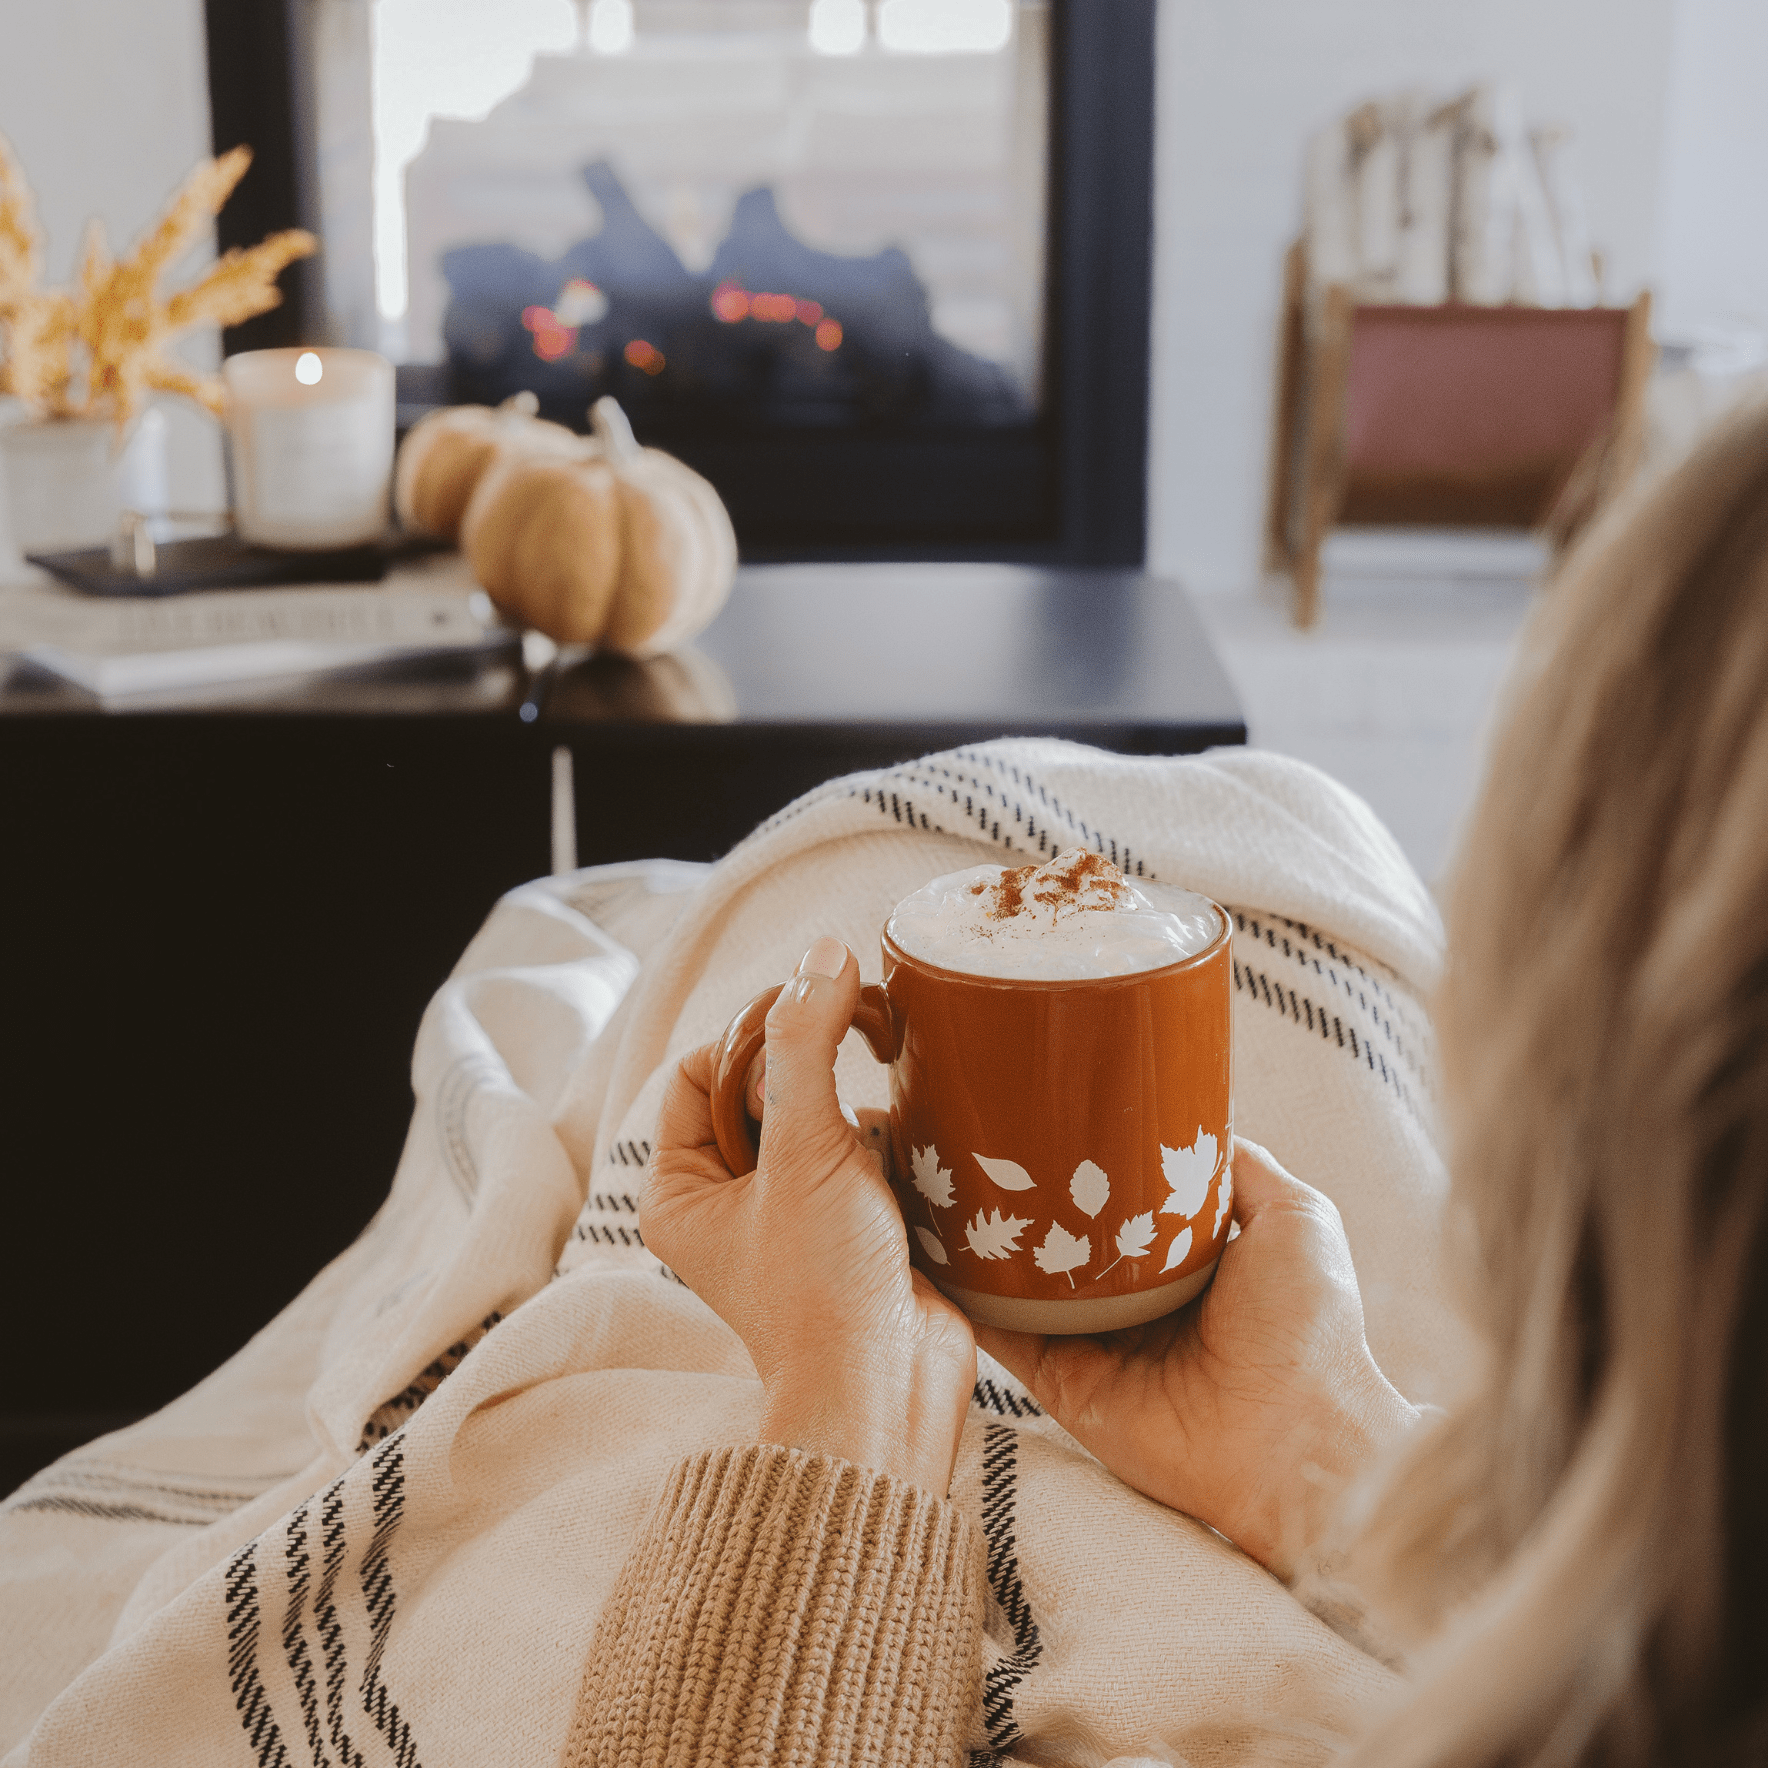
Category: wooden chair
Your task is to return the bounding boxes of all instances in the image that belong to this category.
[1266,242,1655,627]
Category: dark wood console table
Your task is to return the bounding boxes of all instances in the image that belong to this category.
[0,564,1242,1491]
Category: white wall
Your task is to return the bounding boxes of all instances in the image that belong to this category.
[0,0,226,512]
[1652,0,1768,345]
[3,0,1717,565]
[1145,0,1681,594]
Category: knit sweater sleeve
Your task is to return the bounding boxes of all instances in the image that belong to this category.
[562,1442,986,1768]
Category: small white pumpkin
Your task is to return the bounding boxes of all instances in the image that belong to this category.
[393,391,582,542]
[460,397,736,657]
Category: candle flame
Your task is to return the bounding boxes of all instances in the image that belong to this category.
[294,352,323,385]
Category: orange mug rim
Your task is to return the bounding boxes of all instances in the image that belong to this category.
[881,895,1231,992]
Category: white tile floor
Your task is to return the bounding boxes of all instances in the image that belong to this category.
[1193,535,1541,892]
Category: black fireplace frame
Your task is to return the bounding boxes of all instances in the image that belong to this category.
[205,0,1157,565]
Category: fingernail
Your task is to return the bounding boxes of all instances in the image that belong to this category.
[797,936,847,979]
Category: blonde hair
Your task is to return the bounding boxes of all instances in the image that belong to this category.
[1349,399,1768,1765]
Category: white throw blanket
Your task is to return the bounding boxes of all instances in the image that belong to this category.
[0,739,1470,1767]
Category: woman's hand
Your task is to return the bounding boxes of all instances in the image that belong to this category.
[975,1139,1417,1577]
[642,936,976,1494]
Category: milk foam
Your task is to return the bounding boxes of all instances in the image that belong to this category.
[886,849,1220,981]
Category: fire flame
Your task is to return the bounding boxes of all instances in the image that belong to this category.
[710,279,842,351]
[522,304,576,362]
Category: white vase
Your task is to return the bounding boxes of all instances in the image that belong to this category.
[0,408,169,556]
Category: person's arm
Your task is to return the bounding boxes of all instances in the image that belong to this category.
[565,938,984,1766]
[563,1443,982,1767]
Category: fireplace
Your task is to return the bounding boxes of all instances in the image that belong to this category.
[205,0,1155,562]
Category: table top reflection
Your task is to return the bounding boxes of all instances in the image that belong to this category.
[553,564,1244,749]
[0,563,1245,748]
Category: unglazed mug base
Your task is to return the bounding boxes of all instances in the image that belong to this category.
[930,1257,1218,1334]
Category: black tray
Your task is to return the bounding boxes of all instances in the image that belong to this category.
[27,532,448,598]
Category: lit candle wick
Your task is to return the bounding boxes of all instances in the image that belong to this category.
[294,352,324,386]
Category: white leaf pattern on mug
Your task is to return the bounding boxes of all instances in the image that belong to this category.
[909,1144,955,1210]
[965,1208,1033,1261]
[914,1225,950,1266]
[1069,1160,1110,1218]
[1033,1222,1091,1287]
[1116,1211,1157,1259]
[1162,1225,1194,1272]
[1212,1164,1234,1240]
[1158,1129,1220,1217]
[975,1155,1037,1192]
[1093,1211,1157,1282]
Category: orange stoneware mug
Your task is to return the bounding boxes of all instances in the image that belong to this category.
[709,856,1235,1334]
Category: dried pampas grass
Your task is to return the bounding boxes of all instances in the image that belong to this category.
[0,137,316,426]
[0,134,44,309]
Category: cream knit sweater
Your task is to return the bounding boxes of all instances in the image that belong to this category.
[566,1445,982,1767]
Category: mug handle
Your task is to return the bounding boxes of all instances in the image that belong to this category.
[710,980,895,1177]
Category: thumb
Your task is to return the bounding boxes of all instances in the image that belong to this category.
[756,937,860,1183]
[1229,1137,1337,1227]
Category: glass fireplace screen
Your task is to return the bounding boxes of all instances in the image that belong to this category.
[334,0,1050,438]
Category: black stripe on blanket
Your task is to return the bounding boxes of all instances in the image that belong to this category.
[1234,910,1428,1080]
[568,1220,647,1250]
[753,746,1154,877]
[434,1053,506,1206]
[362,1438,422,1767]
[314,1475,367,1766]
[971,1377,1043,1420]
[228,1437,425,1768]
[9,1496,216,1527]
[557,1144,659,1274]
[851,752,1152,876]
[2,1460,293,1528]
[1228,914,1434,1128]
[974,1421,1043,1762]
[225,1540,294,1767]
[21,1466,276,1506]
[358,1311,505,1451]
[282,1501,329,1768]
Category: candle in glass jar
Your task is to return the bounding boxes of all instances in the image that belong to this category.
[224,347,394,549]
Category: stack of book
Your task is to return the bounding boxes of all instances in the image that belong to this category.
[0,550,511,699]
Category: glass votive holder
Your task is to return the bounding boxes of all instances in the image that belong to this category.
[224,347,394,549]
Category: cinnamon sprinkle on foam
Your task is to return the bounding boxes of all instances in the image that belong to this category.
[985,848,1130,921]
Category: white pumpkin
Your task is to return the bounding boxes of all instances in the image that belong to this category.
[460,397,736,657]
[393,391,583,542]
